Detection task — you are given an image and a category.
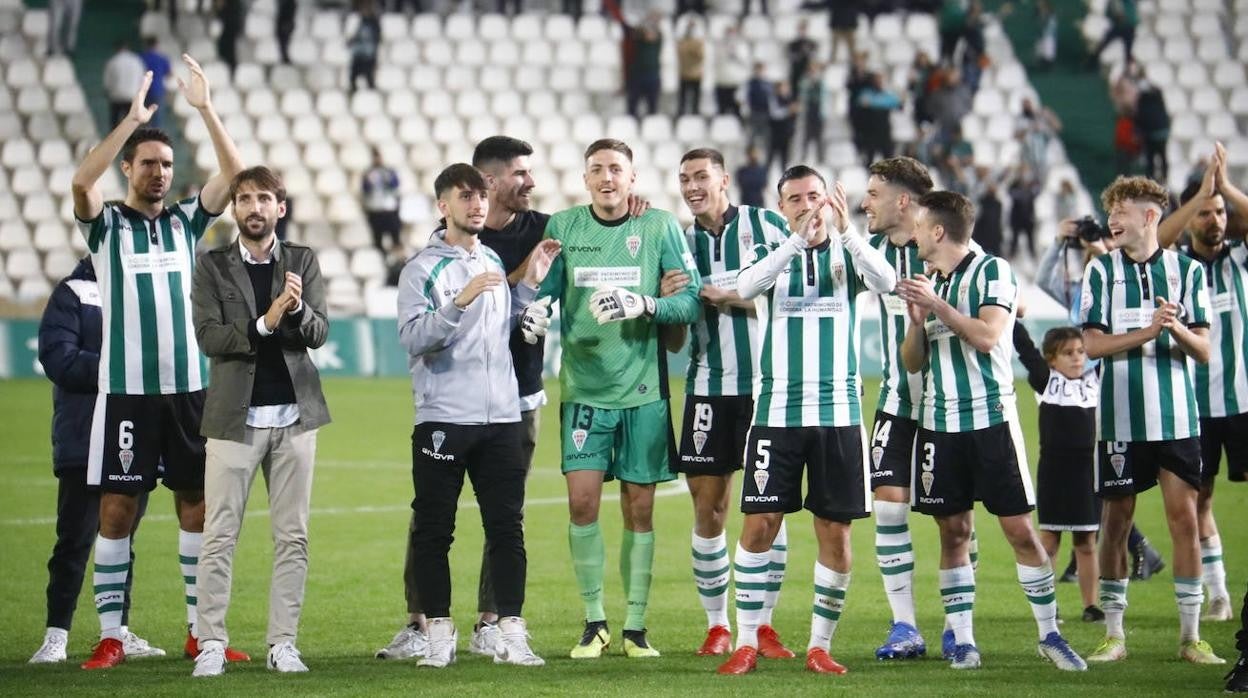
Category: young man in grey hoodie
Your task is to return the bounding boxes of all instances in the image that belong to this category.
[395,163,560,669]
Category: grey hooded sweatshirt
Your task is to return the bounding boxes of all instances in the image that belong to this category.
[397,230,537,425]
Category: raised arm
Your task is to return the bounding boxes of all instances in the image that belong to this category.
[827,182,895,293]
[1012,322,1050,393]
[177,54,243,214]
[71,72,159,221]
[1158,149,1218,249]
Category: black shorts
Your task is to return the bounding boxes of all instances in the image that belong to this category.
[868,411,919,491]
[87,391,206,494]
[1199,414,1248,483]
[1095,438,1203,497]
[912,421,1035,517]
[675,395,753,476]
[740,425,870,523]
[1037,449,1101,531]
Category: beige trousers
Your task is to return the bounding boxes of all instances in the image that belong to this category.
[197,425,317,646]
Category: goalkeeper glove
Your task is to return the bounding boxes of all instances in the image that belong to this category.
[589,286,656,324]
[520,297,552,344]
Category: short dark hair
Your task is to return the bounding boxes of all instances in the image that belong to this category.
[434,163,487,199]
[1041,326,1083,361]
[144,36,158,49]
[918,190,974,242]
[584,138,633,162]
[121,128,172,163]
[776,165,825,196]
[680,148,725,169]
[229,166,286,203]
[472,136,534,169]
[868,157,934,195]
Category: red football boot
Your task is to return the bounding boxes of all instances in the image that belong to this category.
[82,638,125,670]
[717,646,759,675]
[805,647,848,675]
[697,625,732,656]
[757,624,796,659]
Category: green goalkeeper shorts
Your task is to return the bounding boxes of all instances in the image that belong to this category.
[559,400,677,485]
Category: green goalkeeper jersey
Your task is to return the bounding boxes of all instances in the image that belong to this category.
[538,206,703,409]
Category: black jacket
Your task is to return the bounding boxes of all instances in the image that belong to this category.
[38,257,101,472]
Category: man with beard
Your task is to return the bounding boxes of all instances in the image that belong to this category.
[396,164,560,668]
[71,56,244,670]
[188,167,330,677]
[1159,143,1244,625]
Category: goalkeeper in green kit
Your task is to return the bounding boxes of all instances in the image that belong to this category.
[520,139,703,658]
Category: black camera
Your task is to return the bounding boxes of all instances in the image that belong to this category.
[1070,216,1109,244]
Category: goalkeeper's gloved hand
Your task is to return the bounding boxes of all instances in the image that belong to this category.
[520,297,553,344]
[588,286,656,324]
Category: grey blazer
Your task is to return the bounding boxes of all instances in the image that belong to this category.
[191,238,331,441]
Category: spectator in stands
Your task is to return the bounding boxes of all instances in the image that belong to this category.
[927,67,971,144]
[938,0,967,63]
[103,41,146,128]
[959,0,990,93]
[1033,0,1057,70]
[215,0,242,81]
[620,11,664,118]
[857,72,902,166]
[768,80,798,172]
[47,0,82,57]
[363,148,402,252]
[277,0,296,65]
[829,0,860,63]
[786,20,817,99]
[563,0,584,20]
[1018,97,1062,182]
[1134,80,1170,183]
[1088,0,1138,68]
[497,0,522,16]
[676,0,707,17]
[846,50,872,157]
[348,0,382,95]
[1113,108,1141,176]
[714,26,749,118]
[972,179,1004,257]
[736,146,768,207]
[741,0,769,18]
[908,50,936,127]
[1008,165,1041,260]
[139,38,171,128]
[797,60,829,163]
[677,23,705,117]
[746,62,774,150]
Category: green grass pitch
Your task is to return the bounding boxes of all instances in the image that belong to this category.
[0,377,1243,696]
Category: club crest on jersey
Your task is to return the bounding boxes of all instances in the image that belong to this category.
[871,446,884,470]
[831,262,844,285]
[572,429,588,452]
[626,235,641,258]
[119,449,134,474]
[754,469,769,494]
[1167,274,1181,298]
[1109,453,1126,479]
[692,430,708,455]
[171,218,183,235]
[431,430,446,453]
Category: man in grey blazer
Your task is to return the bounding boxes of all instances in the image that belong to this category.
[189,166,330,677]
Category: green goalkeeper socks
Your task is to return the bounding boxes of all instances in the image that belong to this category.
[621,529,655,631]
[569,522,606,622]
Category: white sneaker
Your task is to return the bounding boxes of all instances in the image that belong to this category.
[495,617,545,667]
[267,641,309,673]
[375,624,427,660]
[1204,596,1234,622]
[121,627,166,659]
[469,622,501,656]
[29,628,68,664]
[192,640,226,677]
[417,618,457,668]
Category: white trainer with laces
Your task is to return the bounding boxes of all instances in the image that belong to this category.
[417,618,457,668]
[1204,596,1234,622]
[29,627,68,664]
[470,622,501,656]
[495,617,545,667]
[375,624,427,660]
[192,640,226,677]
[121,627,166,658]
[268,641,309,672]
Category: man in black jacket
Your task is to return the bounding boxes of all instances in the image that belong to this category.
[31,257,162,664]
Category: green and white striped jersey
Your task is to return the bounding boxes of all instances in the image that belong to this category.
[684,205,788,397]
[920,251,1018,432]
[1182,241,1248,419]
[745,237,867,428]
[1081,248,1211,441]
[870,234,925,420]
[77,198,216,395]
